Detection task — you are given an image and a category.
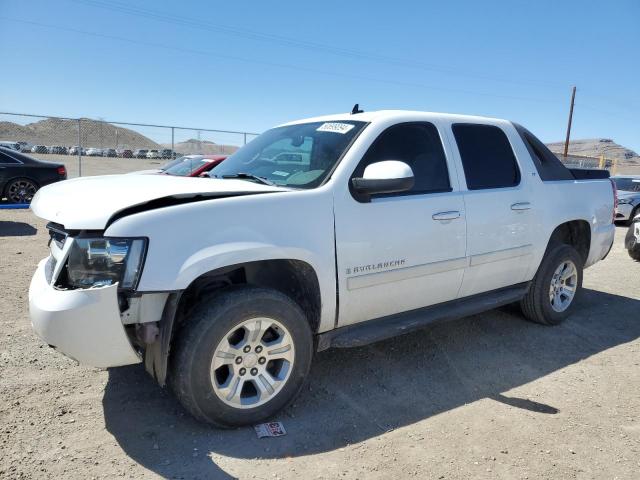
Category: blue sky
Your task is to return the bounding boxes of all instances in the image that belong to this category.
[0,0,638,150]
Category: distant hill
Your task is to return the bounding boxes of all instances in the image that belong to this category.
[0,118,161,150]
[546,139,639,166]
[164,139,239,155]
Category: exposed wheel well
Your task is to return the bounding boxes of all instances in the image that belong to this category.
[177,259,322,333]
[547,220,591,264]
[148,259,322,386]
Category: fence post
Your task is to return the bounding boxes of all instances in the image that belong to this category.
[77,118,82,177]
[171,127,175,158]
[243,133,247,145]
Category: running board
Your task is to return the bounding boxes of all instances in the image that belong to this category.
[316,282,530,351]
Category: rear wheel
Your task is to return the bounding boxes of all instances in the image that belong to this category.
[626,223,640,262]
[170,286,313,427]
[520,244,583,325]
[5,178,38,203]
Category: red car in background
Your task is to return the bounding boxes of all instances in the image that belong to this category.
[162,155,227,177]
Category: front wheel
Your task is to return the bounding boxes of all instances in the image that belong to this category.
[170,286,313,427]
[5,178,38,203]
[520,244,583,325]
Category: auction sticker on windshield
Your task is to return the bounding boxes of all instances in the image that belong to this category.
[316,122,356,134]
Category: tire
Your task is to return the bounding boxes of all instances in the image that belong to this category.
[520,244,583,325]
[170,286,313,428]
[4,178,38,204]
[626,223,640,262]
[624,206,639,226]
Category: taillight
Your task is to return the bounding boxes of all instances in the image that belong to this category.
[610,178,617,223]
[57,166,66,177]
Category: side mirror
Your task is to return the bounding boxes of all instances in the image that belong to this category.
[352,160,414,198]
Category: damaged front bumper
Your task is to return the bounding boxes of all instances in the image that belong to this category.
[29,257,141,367]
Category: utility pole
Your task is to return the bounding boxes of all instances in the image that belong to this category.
[563,86,576,158]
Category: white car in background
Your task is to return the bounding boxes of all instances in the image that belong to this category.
[85,148,103,157]
[146,149,161,159]
[612,176,640,224]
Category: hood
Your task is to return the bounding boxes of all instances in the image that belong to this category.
[31,174,286,230]
[617,190,640,200]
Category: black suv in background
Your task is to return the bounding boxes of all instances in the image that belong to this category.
[133,149,149,158]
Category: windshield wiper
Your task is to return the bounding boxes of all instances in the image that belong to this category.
[220,173,275,186]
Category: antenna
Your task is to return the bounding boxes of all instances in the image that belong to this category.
[351,103,364,115]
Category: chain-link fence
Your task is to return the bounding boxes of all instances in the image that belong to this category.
[550,152,618,174]
[0,112,259,178]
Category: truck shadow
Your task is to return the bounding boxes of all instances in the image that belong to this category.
[102,288,640,479]
[0,221,37,237]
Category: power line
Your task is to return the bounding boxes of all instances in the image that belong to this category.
[72,0,565,89]
[0,16,563,105]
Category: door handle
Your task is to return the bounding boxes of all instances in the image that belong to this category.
[432,211,461,221]
[511,202,531,211]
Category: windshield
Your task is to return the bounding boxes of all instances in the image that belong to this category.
[161,157,185,170]
[614,177,640,192]
[210,120,367,188]
[165,157,209,176]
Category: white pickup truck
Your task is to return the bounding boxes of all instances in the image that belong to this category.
[29,110,616,427]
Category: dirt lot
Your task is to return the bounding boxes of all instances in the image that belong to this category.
[0,209,639,479]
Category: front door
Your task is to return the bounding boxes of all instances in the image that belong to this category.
[334,121,467,327]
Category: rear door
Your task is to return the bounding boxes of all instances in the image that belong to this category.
[448,123,534,297]
[334,121,467,326]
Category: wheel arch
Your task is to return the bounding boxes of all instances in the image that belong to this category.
[546,219,591,265]
[147,259,322,386]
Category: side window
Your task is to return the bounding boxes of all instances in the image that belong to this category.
[353,122,451,196]
[452,124,520,190]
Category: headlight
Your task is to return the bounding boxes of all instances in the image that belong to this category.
[65,237,147,289]
[618,198,633,205]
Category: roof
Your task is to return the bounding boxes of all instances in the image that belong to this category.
[278,109,507,127]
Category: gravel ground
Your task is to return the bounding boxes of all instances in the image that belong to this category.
[0,210,639,480]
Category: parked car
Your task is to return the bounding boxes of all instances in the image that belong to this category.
[0,141,21,151]
[625,214,640,261]
[117,149,133,158]
[85,148,103,157]
[128,156,191,175]
[146,149,161,159]
[0,148,66,203]
[612,175,640,224]
[102,148,118,158]
[31,145,48,154]
[68,146,84,155]
[17,141,33,152]
[28,110,615,428]
[160,149,175,159]
[163,155,227,177]
[133,149,149,158]
[48,146,68,155]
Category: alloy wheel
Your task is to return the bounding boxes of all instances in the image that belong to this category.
[210,317,294,409]
[549,260,578,312]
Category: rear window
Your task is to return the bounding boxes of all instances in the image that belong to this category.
[452,124,520,190]
[0,150,21,164]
